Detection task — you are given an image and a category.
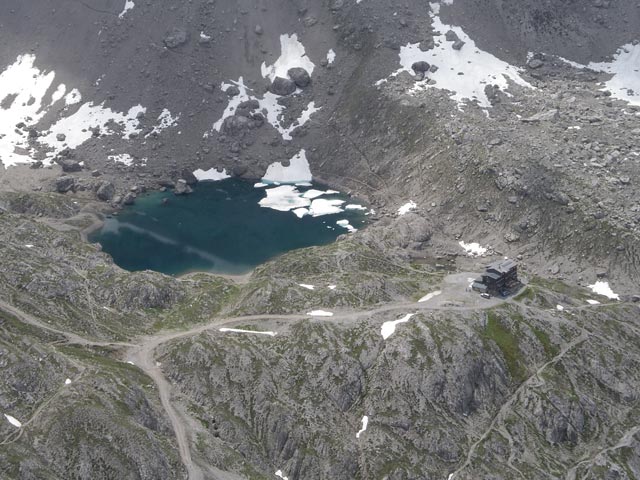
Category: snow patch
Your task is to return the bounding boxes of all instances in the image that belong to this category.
[193,167,230,182]
[382,4,532,108]
[108,153,135,166]
[118,0,135,18]
[356,415,369,438]
[381,313,415,340]
[261,34,315,81]
[588,281,619,300]
[418,290,442,303]
[299,284,315,290]
[219,328,276,336]
[459,241,488,257]
[398,201,417,215]
[4,414,22,428]
[307,310,334,317]
[65,378,72,385]
[556,304,564,311]
[263,149,312,184]
[327,49,336,64]
[146,108,179,137]
[275,470,289,480]
[586,299,601,305]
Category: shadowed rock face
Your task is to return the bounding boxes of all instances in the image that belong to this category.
[1,0,640,479]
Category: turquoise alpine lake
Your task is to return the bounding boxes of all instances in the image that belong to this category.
[89,179,369,276]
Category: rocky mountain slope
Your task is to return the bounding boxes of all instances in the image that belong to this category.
[1,0,640,479]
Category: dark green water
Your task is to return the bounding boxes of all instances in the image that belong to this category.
[89,179,368,276]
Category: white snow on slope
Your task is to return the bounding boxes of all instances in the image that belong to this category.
[383,3,532,108]
[558,44,640,106]
[65,378,72,385]
[586,299,601,305]
[356,415,369,438]
[4,414,22,428]
[418,290,442,303]
[588,281,619,300]
[263,149,312,183]
[459,241,488,257]
[299,284,315,290]
[398,201,417,215]
[118,0,135,18]
[275,470,289,480]
[108,153,135,166]
[0,54,177,167]
[261,34,315,81]
[146,108,180,137]
[212,78,320,141]
[307,310,334,317]
[381,314,415,340]
[219,328,276,336]
[327,49,336,64]
[193,167,230,182]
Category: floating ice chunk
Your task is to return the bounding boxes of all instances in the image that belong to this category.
[587,281,619,300]
[4,414,22,428]
[263,149,312,184]
[65,378,72,385]
[193,167,230,182]
[254,182,269,188]
[259,185,311,212]
[381,314,415,340]
[292,208,309,218]
[418,290,442,303]
[556,305,564,311]
[345,204,367,211]
[307,310,334,317]
[336,219,357,233]
[299,284,315,290]
[327,49,336,64]
[308,198,345,217]
[108,154,135,166]
[382,4,532,108]
[398,201,417,215]
[261,34,315,82]
[586,299,601,305]
[275,470,289,480]
[459,241,488,257]
[356,415,369,438]
[219,328,277,336]
[302,189,329,199]
[118,0,135,18]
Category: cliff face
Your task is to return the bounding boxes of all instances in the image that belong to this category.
[1,1,640,479]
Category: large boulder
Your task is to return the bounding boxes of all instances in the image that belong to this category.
[59,159,82,173]
[174,179,192,195]
[54,176,75,193]
[163,28,189,48]
[287,67,311,88]
[96,182,115,202]
[411,61,431,74]
[270,77,296,96]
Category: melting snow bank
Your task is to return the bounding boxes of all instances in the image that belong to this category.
[219,328,277,336]
[381,314,415,340]
[4,414,22,428]
[307,310,334,317]
[118,0,135,18]
[193,167,230,182]
[459,241,488,257]
[263,149,312,184]
[261,34,315,81]
[356,415,369,438]
[418,290,442,303]
[558,44,640,106]
[0,54,178,167]
[588,281,620,300]
[380,2,531,109]
[398,201,417,215]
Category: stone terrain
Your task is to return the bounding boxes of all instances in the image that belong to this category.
[0,0,640,479]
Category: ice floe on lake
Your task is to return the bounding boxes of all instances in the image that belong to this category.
[263,149,312,184]
[459,241,488,257]
[259,185,311,212]
[398,201,417,215]
[381,313,415,340]
[336,219,357,233]
[356,415,369,438]
[219,328,277,336]
[307,310,334,317]
[587,281,619,300]
[381,3,532,109]
[4,414,22,428]
[193,167,230,182]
